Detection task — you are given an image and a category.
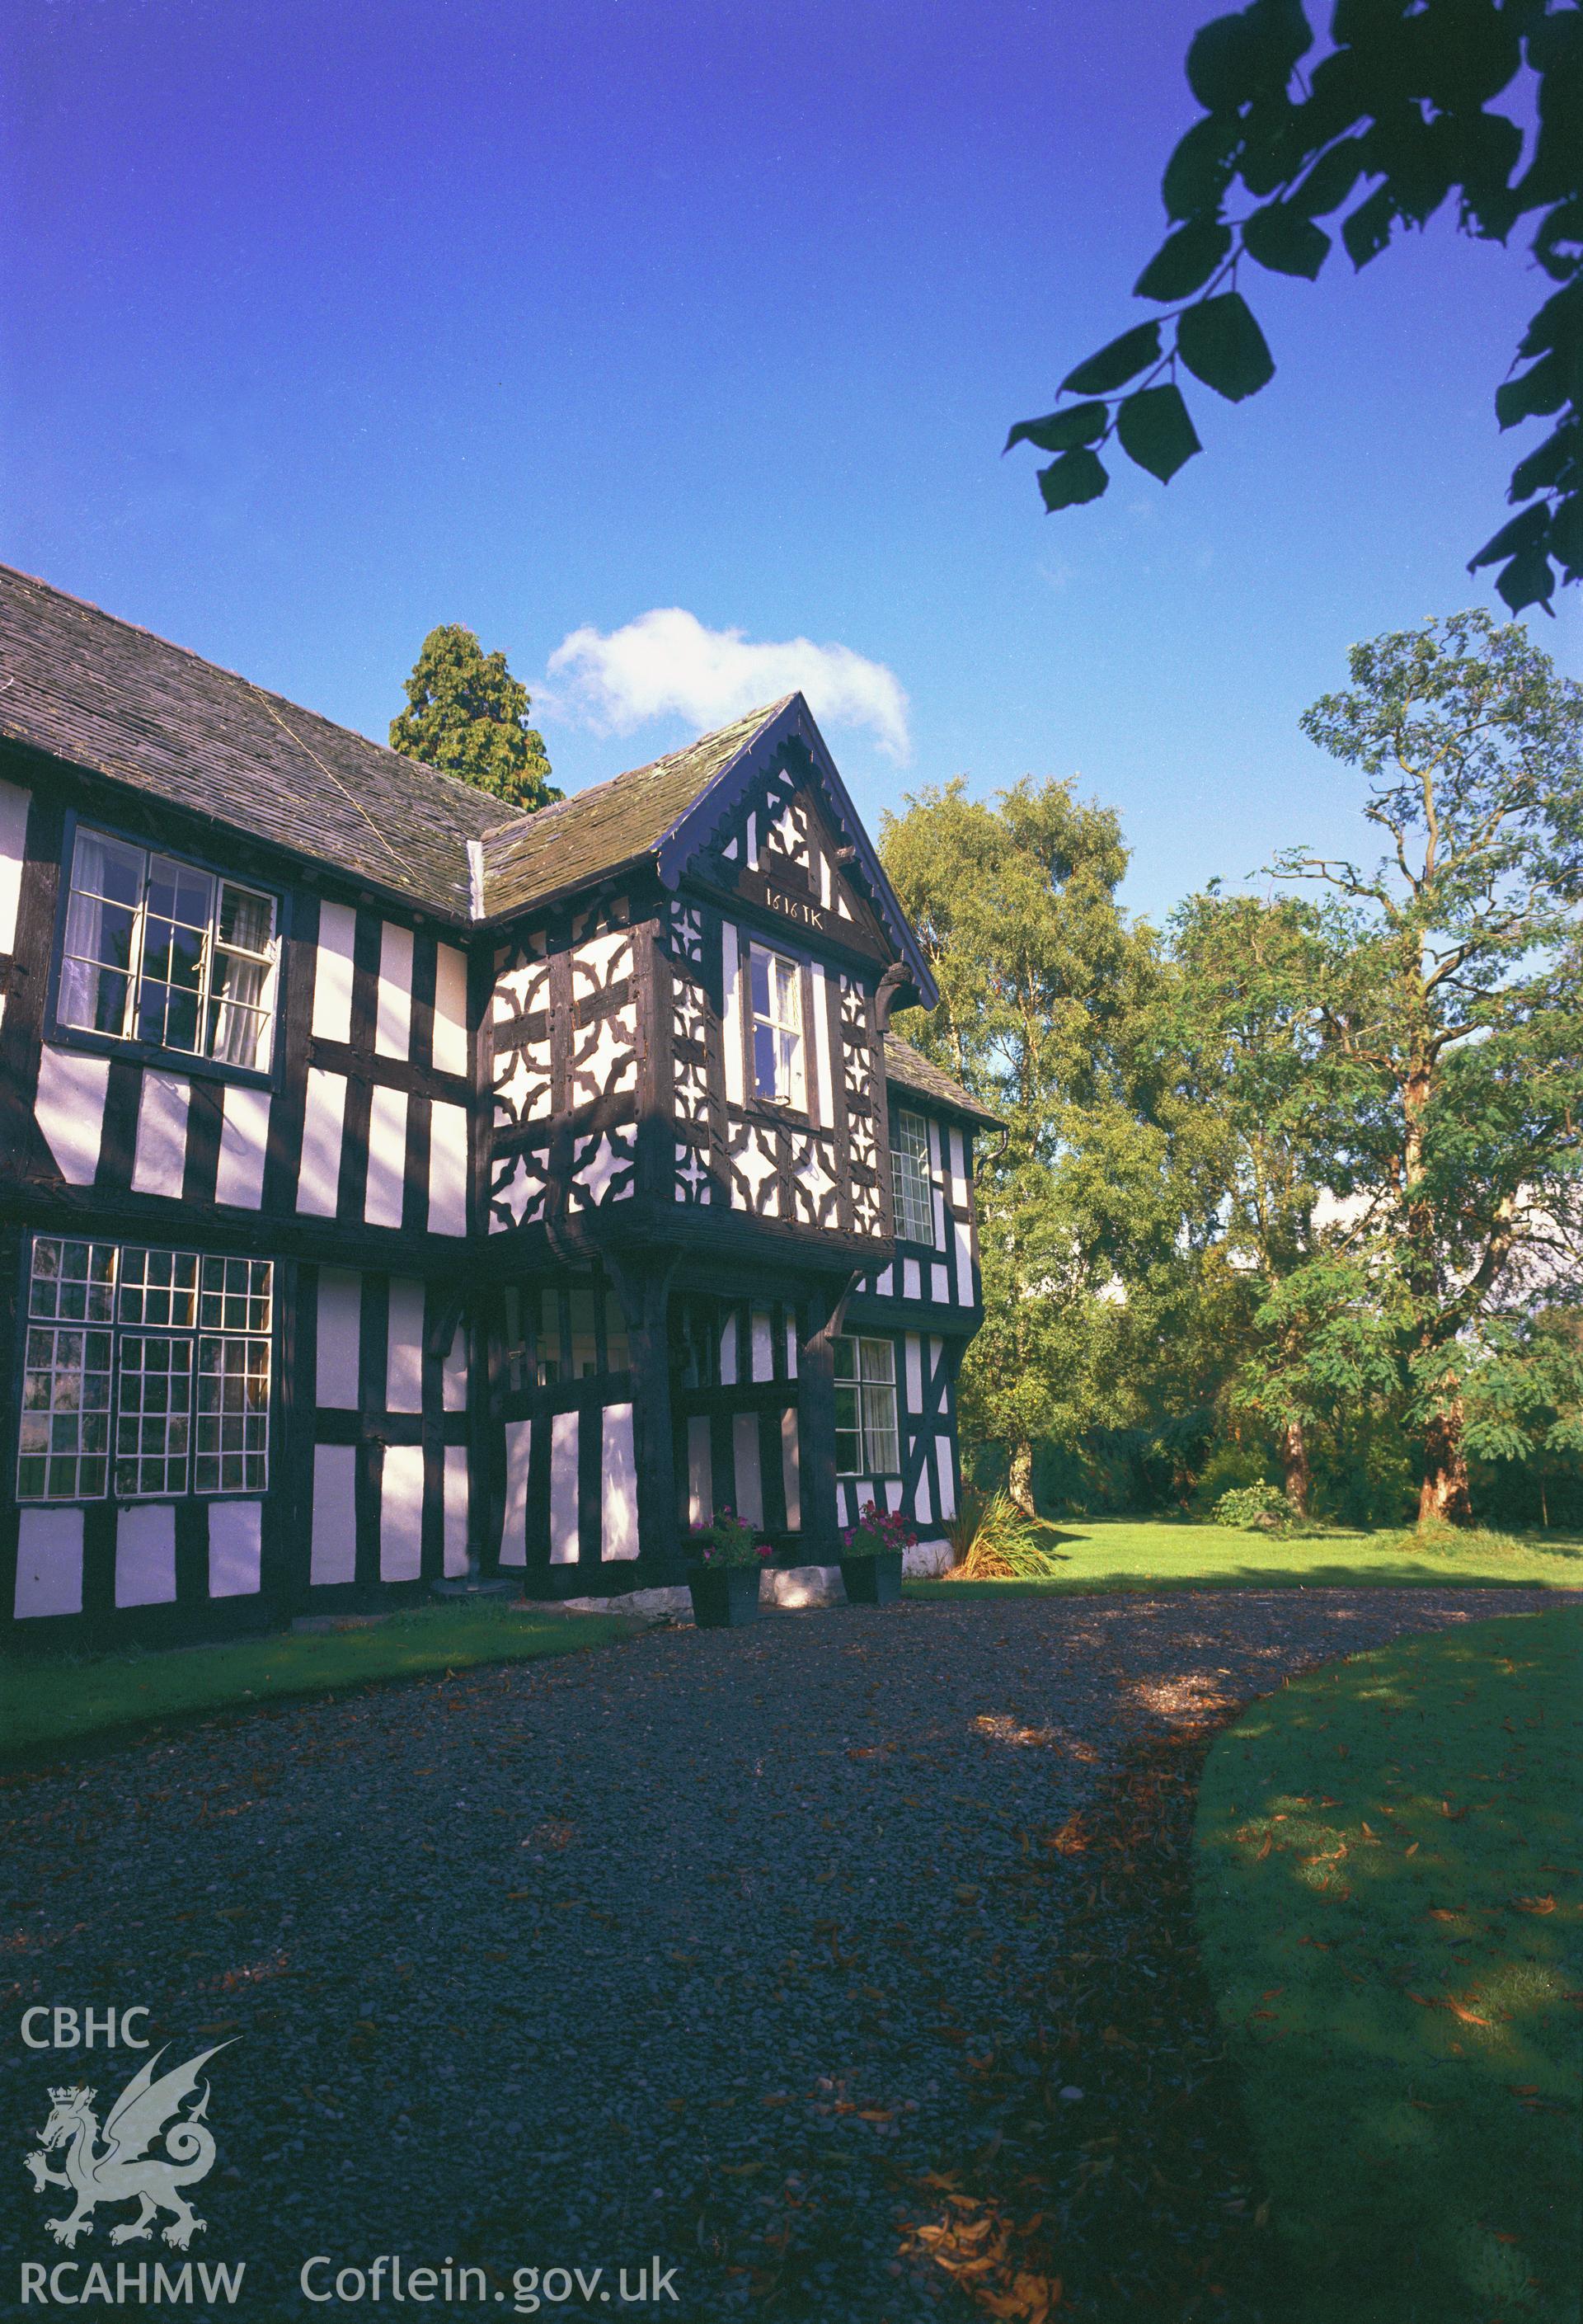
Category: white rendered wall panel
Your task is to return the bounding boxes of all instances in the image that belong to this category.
[913,1460,934,1528]
[443,1444,469,1576]
[364,1084,409,1227]
[214,1084,270,1208]
[721,922,745,1105]
[0,777,29,953]
[380,1444,425,1581]
[375,921,415,1059]
[948,1127,968,1208]
[428,1099,468,1235]
[781,1408,802,1530]
[441,1326,467,1412]
[386,1277,425,1413]
[600,1404,639,1561]
[115,1503,176,1607]
[934,1434,957,1520]
[750,1308,774,1381]
[130,1072,190,1197]
[955,1220,974,1303]
[35,1047,110,1185]
[316,1269,361,1407]
[14,1508,84,1618]
[311,1445,358,1584]
[298,1069,347,1216]
[500,1418,532,1566]
[549,1410,580,1564]
[312,901,356,1043]
[810,962,834,1128]
[209,1499,263,1597]
[433,943,469,1076]
[732,1413,764,1527]
[904,1333,923,1414]
[688,1415,713,1527]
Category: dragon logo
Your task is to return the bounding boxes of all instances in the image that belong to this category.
[23,2042,233,2251]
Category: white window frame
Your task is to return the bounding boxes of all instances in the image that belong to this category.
[890,1108,933,1244]
[748,942,806,1109]
[57,824,279,1073]
[834,1334,900,1476]
[16,1236,272,1504]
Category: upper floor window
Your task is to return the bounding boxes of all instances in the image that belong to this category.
[59,828,279,1072]
[890,1108,932,1244]
[16,1236,272,1503]
[749,943,804,1108]
[834,1334,900,1476]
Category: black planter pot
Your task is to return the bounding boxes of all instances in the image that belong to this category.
[688,1564,763,1628]
[838,1549,904,1607]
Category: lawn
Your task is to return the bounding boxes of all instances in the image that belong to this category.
[1195,1608,1582,2324]
[0,1596,636,1758]
[906,1514,1583,1597]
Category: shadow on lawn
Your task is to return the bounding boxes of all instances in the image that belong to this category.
[912,1555,1583,1597]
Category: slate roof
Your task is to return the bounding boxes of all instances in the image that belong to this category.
[477,699,793,917]
[0,568,937,1009]
[883,1033,1003,1130]
[0,563,505,917]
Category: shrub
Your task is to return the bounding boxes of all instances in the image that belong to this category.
[1191,1441,1275,1517]
[1212,1481,1292,1531]
[945,1490,1067,1578]
[688,1509,772,1568]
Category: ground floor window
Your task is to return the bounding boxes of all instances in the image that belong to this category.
[16,1235,272,1503]
[834,1334,900,1475]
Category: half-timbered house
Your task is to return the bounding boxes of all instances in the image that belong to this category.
[0,567,998,1643]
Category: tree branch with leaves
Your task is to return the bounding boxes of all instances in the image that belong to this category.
[1009,0,1581,614]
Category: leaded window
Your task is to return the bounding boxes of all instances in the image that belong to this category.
[16,1237,272,1503]
[890,1108,933,1244]
[834,1334,900,1475]
[58,827,279,1071]
[749,943,805,1108]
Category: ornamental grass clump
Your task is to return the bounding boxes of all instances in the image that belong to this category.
[687,1509,772,1568]
[841,1502,918,1557]
[945,1489,1066,1578]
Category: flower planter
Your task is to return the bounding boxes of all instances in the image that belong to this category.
[688,1564,763,1629]
[838,1549,904,1607]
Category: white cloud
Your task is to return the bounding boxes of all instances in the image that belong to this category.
[543,608,911,762]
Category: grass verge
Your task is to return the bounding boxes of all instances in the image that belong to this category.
[1195,1608,1582,2324]
[907,1515,1583,1597]
[0,1596,636,1758]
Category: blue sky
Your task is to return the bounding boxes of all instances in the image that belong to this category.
[2,0,1574,924]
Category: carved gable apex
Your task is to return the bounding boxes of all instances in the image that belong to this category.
[701,751,890,956]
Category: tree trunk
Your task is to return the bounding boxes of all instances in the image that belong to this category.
[1008,1440,1036,1520]
[1418,1395,1473,1529]
[1279,1417,1310,1519]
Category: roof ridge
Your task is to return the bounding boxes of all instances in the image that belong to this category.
[0,559,528,834]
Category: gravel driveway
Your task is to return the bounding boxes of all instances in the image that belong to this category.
[2,1588,1569,2322]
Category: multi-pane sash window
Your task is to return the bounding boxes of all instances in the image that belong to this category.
[749,943,805,1108]
[16,1238,272,1503]
[834,1334,900,1476]
[59,828,279,1070]
[890,1108,933,1244]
